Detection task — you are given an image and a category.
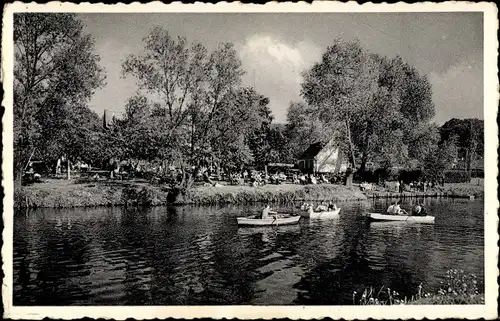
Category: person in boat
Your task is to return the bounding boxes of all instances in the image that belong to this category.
[261,205,277,219]
[418,202,428,216]
[393,200,408,215]
[315,203,328,212]
[327,201,338,211]
[412,203,422,216]
[386,201,396,214]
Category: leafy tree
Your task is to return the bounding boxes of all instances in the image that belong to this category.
[423,140,458,180]
[14,13,105,182]
[301,39,379,169]
[266,123,292,164]
[440,118,483,177]
[284,101,337,161]
[300,39,436,172]
[122,27,269,188]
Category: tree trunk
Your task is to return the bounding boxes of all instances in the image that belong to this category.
[345,119,357,169]
[359,121,371,172]
[15,172,23,189]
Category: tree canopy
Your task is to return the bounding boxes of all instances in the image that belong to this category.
[14,13,106,180]
[299,38,437,171]
[121,27,273,186]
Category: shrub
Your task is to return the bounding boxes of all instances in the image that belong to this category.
[444,170,471,183]
[354,269,483,305]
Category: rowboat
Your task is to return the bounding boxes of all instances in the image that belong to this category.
[236,214,301,226]
[301,208,341,219]
[367,213,435,224]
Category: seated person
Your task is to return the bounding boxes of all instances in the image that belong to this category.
[416,203,427,216]
[261,205,277,219]
[315,203,328,212]
[393,200,408,215]
[386,202,396,214]
[327,201,338,211]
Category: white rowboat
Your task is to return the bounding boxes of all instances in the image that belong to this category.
[237,215,301,226]
[301,208,341,219]
[367,213,435,224]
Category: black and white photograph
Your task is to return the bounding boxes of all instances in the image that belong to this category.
[2,2,498,320]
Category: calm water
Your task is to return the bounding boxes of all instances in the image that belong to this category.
[13,198,484,305]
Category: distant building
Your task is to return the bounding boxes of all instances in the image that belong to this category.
[297,139,348,174]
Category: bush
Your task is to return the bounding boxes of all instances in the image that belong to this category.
[354,269,483,305]
[121,186,155,206]
[444,170,470,183]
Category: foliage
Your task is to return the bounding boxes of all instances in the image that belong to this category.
[13,13,105,179]
[283,101,338,161]
[423,139,458,180]
[299,39,436,170]
[121,27,271,188]
[354,269,483,305]
[440,118,483,174]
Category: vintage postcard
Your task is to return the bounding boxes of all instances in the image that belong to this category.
[2,1,498,320]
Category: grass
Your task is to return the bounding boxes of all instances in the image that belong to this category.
[15,179,367,208]
[365,181,484,199]
[15,178,169,208]
[435,182,484,198]
[354,269,484,305]
[176,183,367,205]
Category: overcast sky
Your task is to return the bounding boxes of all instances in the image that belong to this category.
[79,12,483,125]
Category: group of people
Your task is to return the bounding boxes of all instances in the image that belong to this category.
[293,173,331,185]
[408,180,438,192]
[393,180,443,193]
[260,200,339,219]
[300,201,338,212]
[386,200,428,216]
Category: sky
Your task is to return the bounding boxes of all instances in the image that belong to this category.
[79,12,483,125]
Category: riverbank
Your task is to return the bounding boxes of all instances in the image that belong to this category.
[14,179,367,208]
[365,182,484,199]
[14,179,169,208]
[14,179,484,209]
[176,183,367,205]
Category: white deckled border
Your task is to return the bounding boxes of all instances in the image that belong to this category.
[2,1,498,320]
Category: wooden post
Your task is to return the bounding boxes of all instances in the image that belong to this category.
[67,159,71,180]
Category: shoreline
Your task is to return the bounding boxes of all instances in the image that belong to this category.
[14,179,483,209]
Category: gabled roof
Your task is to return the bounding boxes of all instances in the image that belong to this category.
[298,142,324,159]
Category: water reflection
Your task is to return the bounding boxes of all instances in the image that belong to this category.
[14,199,484,305]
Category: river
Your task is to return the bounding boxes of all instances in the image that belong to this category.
[13,198,484,305]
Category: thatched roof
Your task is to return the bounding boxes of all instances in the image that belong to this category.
[298,142,324,160]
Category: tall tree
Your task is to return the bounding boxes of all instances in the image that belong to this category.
[14,13,105,182]
[440,118,483,177]
[284,101,337,161]
[301,39,380,169]
[300,39,436,172]
[123,27,257,188]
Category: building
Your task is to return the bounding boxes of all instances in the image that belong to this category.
[297,139,348,174]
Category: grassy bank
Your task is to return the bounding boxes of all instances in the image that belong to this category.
[15,179,169,208]
[15,179,367,208]
[174,183,367,205]
[365,182,484,199]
